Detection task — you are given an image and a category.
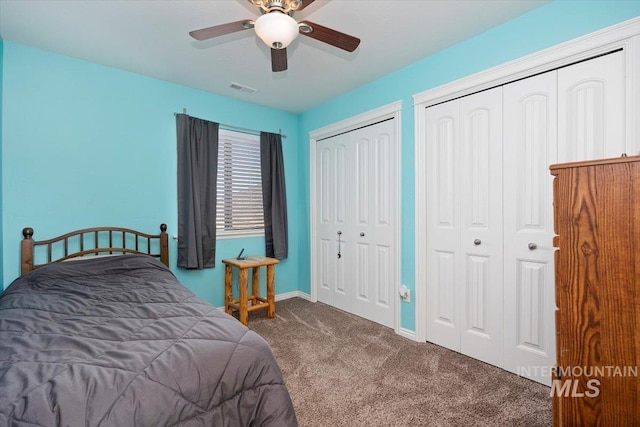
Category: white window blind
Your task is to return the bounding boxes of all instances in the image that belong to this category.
[216,129,264,236]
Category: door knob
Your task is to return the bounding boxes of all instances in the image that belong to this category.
[474,239,481,245]
[528,243,537,250]
[360,232,365,237]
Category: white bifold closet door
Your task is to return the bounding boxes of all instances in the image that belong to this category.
[424,98,461,352]
[502,71,558,385]
[425,50,625,386]
[316,119,396,328]
[459,90,505,366]
[502,51,626,383]
[426,88,504,367]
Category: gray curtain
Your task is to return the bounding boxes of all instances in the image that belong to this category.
[176,114,218,269]
[260,132,288,259]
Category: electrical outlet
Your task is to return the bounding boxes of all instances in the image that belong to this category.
[399,285,410,302]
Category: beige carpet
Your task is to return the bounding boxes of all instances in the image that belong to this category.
[248,298,551,427]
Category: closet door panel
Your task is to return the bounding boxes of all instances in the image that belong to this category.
[503,71,557,385]
[426,100,462,351]
[371,130,394,314]
[558,50,626,161]
[459,88,503,366]
[354,136,371,306]
[350,121,396,328]
[317,144,334,305]
[317,140,351,312]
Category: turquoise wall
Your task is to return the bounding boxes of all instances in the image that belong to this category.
[2,1,640,332]
[298,1,640,331]
[1,42,301,308]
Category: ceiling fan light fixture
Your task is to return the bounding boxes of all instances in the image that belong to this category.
[254,12,299,49]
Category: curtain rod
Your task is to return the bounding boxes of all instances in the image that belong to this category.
[174,108,287,139]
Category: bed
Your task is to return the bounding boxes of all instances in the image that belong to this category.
[0,225,297,426]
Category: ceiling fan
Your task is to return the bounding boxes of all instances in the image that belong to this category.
[189,0,361,72]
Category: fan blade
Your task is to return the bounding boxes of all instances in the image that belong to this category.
[189,20,254,41]
[298,20,360,52]
[295,0,316,11]
[271,48,288,72]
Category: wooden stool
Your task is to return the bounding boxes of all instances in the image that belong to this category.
[222,256,279,326]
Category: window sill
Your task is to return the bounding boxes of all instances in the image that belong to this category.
[216,231,265,240]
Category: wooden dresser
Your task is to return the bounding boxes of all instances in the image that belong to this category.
[550,156,640,426]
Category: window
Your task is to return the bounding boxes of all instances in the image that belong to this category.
[216,129,264,236]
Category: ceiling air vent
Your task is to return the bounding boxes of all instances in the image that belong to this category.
[230,82,258,94]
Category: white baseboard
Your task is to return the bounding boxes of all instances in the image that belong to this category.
[275,290,312,302]
[397,327,417,341]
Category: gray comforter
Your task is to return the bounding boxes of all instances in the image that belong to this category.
[0,255,297,426]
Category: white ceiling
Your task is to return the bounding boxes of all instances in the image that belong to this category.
[0,0,548,113]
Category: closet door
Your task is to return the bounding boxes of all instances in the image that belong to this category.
[503,71,557,386]
[317,137,351,313]
[425,99,462,351]
[347,120,396,328]
[422,47,628,386]
[316,119,397,328]
[458,88,504,366]
[558,50,626,161]
[425,87,503,365]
